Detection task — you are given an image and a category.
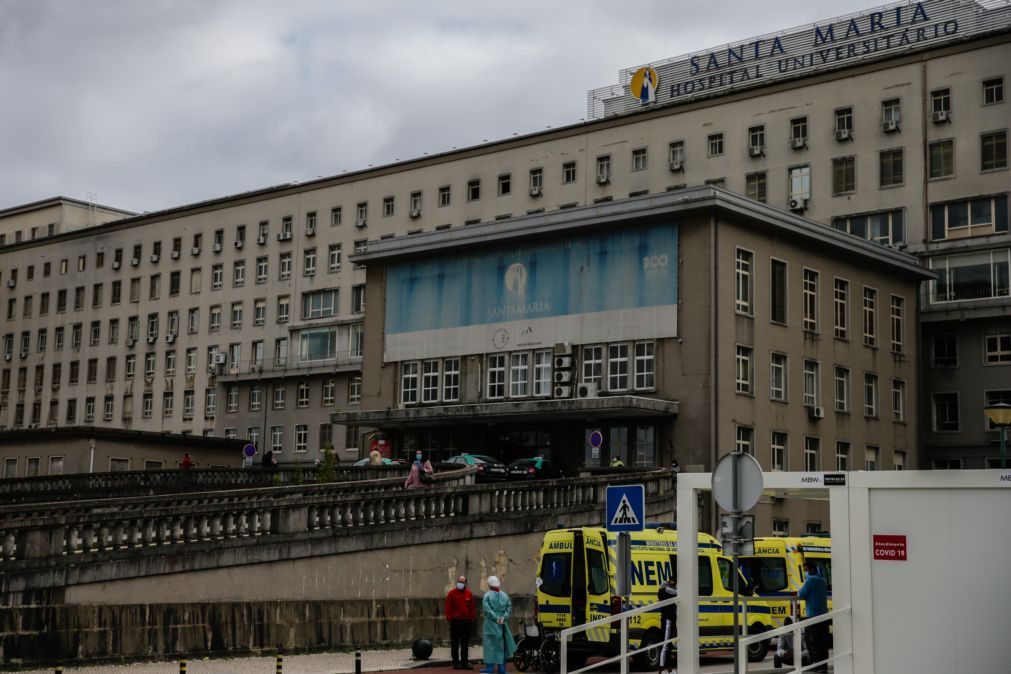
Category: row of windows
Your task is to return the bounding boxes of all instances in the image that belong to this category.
[930,327,1011,368]
[930,389,1010,433]
[735,428,902,472]
[734,248,906,351]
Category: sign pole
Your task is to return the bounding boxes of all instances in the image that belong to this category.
[731,452,740,674]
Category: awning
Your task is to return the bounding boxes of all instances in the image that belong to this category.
[330,395,678,429]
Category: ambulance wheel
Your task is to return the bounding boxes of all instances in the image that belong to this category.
[745,625,770,662]
[539,637,560,673]
[512,639,533,672]
[633,629,663,669]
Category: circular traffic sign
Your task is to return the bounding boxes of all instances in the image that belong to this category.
[589,430,604,449]
[242,443,256,458]
[711,452,764,512]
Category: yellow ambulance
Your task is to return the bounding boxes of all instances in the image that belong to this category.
[738,535,832,624]
[535,526,775,668]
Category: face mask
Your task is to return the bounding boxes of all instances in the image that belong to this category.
[456,583,465,591]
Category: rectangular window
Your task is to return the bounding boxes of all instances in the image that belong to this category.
[802,269,818,332]
[279,252,292,280]
[534,350,552,396]
[562,161,576,184]
[608,343,629,391]
[438,185,451,206]
[299,327,337,362]
[301,289,339,319]
[330,207,342,227]
[864,373,879,417]
[669,141,685,166]
[879,148,904,187]
[771,431,787,471]
[770,353,787,402]
[985,327,1011,364]
[789,164,811,201]
[708,133,724,156]
[272,383,286,410]
[832,156,856,194]
[931,88,951,113]
[831,278,850,339]
[981,130,1007,171]
[443,358,460,402]
[890,296,905,353]
[529,168,543,195]
[735,248,753,314]
[631,148,647,172]
[497,174,511,196]
[277,296,290,323]
[983,77,1004,105]
[832,209,906,246]
[735,345,753,395]
[929,139,954,178]
[382,196,394,217]
[347,376,361,405]
[254,299,266,326]
[735,426,754,455]
[791,116,808,143]
[891,379,906,422]
[327,244,342,273]
[863,287,878,347]
[881,98,901,126]
[230,302,243,329]
[271,426,284,452]
[303,248,316,276]
[803,360,819,407]
[422,360,440,403]
[233,260,246,286]
[932,392,959,431]
[351,285,365,314]
[486,354,506,399]
[349,324,363,358]
[355,203,367,227]
[767,259,788,324]
[834,366,850,413]
[510,352,529,397]
[804,437,820,472]
[748,125,765,153]
[745,172,767,203]
[929,248,1010,303]
[835,107,853,133]
[865,446,879,471]
[836,442,850,471]
[930,195,1008,241]
[634,342,655,390]
[467,180,480,201]
[582,345,602,385]
[596,155,611,182]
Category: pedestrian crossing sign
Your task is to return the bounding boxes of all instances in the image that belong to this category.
[605,484,645,532]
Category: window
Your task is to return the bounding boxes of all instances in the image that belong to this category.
[349,324,364,358]
[330,207,342,227]
[791,116,808,144]
[932,392,959,431]
[408,191,423,215]
[443,358,460,402]
[745,172,767,203]
[510,352,529,397]
[981,130,1007,171]
[534,350,553,396]
[832,208,906,246]
[272,383,286,409]
[328,244,342,272]
[608,343,629,391]
[497,174,511,196]
[747,125,765,154]
[582,345,602,385]
[486,354,505,399]
[772,519,789,537]
[353,239,368,254]
[163,391,174,417]
[596,155,611,182]
[930,248,1010,303]
[248,385,262,411]
[893,450,906,471]
[835,107,853,134]
[862,287,877,347]
[279,252,292,280]
[863,373,879,417]
[562,161,576,184]
[985,327,1011,364]
[762,259,787,326]
[438,185,451,207]
[209,305,221,332]
[833,442,849,471]
[930,195,1008,241]
[983,77,1004,105]
[707,133,724,156]
[928,139,954,179]
[834,366,850,413]
[735,248,753,314]
[831,278,849,339]
[865,446,879,471]
[736,426,754,455]
[890,296,905,353]
[879,148,904,187]
[422,360,440,403]
[802,269,818,332]
[254,299,266,326]
[277,296,290,323]
[467,180,481,201]
[382,196,394,217]
[891,379,906,422]
[931,88,950,114]
[169,272,180,296]
[634,342,655,390]
[348,376,362,405]
[293,424,308,453]
[271,426,284,452]
[832,156,855,194]
[529,169,543,194]
[669,141,685,166]
[804,437,820,472]
[355,203,367,227]
[205,388,217,416]
[789,164,811,201]
[230,302,243,329]
[770,353,787,401]
[881,98,901,127]
[771,432,787,471]
[296,381,310,408]
[735,346,753,394]
[299,327,337,362]
[803,360,819,407]
[631,148,647,171]
[351,285,365,313]
[302,289,338,319]
[301,248,316,277]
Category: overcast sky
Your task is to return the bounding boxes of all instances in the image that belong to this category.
[0,0,882,213]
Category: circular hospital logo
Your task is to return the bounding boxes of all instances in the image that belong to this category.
[492,328,510,350]
[629,66,659,105]
[504,262,528,295]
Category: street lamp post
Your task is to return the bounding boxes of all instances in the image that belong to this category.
[983,401,1011,469]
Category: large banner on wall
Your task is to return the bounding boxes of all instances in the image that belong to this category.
[384,223,679,361]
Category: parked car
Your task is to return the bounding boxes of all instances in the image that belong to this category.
[446,453,508,481]
[507,457,564,480]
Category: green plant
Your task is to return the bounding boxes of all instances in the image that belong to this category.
[318,446,337,483]
[292,460,305,485]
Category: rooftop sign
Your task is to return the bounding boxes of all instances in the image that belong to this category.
[588,0,1011,118]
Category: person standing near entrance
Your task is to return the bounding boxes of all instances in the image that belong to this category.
[446,575,476,669]
[480,576,516,674]
[797,560,829,672]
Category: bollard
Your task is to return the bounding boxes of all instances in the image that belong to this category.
[276,652,283,673]
[179,659,187,674]
[355,650,362,674]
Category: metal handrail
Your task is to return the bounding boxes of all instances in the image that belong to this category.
[560,595,679,674]
[736,606,851,674]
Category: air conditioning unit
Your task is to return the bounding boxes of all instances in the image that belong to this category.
[808,405,825,420]
[748,145,764,157]
[834,128,852,141]
[931,110,950,123]
[277,232,292,241]
[355,217,367,229]
[212,243,223,253]
[165,333,176,344]
[576,382,598,399]
[553,371,572,384]
[789,197,808,212]
[553,342,573,356]
[3,354,10,361]
[257,235,267,245]
[170,250,180,259]
[130,258,140,267]
[596,173,610,185]
[191,247,201,256]
[554,355,573,369]
[111,260,121,269]
[409,208,422,219]
[529,185,543,197]
[881,120,900,133]
[553,385,572,398]
[147,336,157,344]
[791,137,807,150]
[125,338,135,347]
[149,254,159,263]
[213,352,227,365]
[234,240,244,249]
[669,160,684,172]
[6,279,15,288]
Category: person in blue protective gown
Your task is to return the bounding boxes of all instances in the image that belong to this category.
[480,575,516,673]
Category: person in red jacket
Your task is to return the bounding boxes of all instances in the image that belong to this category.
[445,575,476,669]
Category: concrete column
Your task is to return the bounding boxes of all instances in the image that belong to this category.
[273,507,307,534]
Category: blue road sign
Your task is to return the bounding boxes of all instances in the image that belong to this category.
[606,484,645,532]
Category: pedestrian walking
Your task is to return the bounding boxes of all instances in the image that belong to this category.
[446,575,476,669]
[797,560,829,672]
[480,576,516,674]
[657,577,677,674]
[180,452,194,470]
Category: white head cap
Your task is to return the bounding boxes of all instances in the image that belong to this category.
[487,575,500,588]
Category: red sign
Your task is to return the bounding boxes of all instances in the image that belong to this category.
[873,534,907,561]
